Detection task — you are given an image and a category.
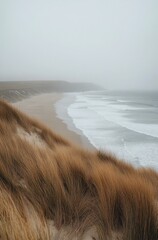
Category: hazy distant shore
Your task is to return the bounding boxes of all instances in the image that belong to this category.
[0,80,101,102]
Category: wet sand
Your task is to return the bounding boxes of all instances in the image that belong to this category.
[13,93,94,149]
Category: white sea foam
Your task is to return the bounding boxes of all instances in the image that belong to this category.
[88,101,158,139]
[67,92,158,168]
[56,91,158,169]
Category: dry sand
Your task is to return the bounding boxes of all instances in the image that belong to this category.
[13,93,94,149]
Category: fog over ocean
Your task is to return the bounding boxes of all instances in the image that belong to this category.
[56,91,158,169]
[1,0,157,170]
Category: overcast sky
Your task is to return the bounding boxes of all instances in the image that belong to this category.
[0,0,158,90]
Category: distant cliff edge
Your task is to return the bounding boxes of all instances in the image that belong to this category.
[0,80,103,102]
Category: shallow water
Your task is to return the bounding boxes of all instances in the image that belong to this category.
[56,91,158,169]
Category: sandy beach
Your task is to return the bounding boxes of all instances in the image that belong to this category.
[13,93,94,149]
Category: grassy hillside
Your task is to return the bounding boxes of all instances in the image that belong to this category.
[0,80,102,102]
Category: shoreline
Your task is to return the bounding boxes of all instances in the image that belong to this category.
[13,93,95,149]
[55,93,95,149]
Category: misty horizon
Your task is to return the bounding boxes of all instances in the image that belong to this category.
[0,0,158,90]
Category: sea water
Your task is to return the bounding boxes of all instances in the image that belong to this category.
[56,91,158,169]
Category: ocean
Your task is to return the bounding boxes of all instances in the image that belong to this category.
[55,90,158,169]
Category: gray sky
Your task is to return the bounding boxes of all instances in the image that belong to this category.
[0,0,158,90]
